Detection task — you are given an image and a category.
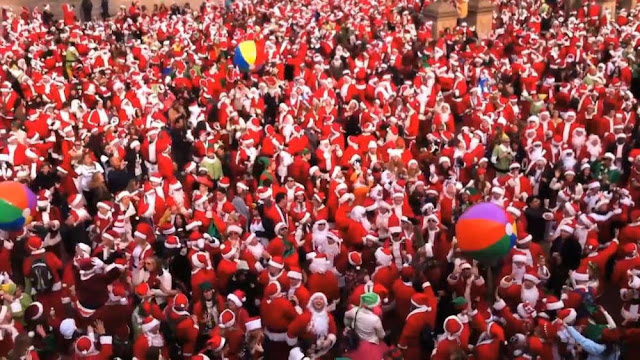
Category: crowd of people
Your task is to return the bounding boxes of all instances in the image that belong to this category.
[0,0,640,358]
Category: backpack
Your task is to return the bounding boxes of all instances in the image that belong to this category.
[30,256,54,292]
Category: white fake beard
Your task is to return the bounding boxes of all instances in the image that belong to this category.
[529,147,544,163]
[309,259,329,274]
[571,134,586,151]
[312,230,329,250]
[309,309,329,337]
[587,143,602,160]
[563,156,577,170]
[318,242,340,261]
[246,243,264,260]
[521,286,540,304]
[512,266,526,283]
[376,212,390,230]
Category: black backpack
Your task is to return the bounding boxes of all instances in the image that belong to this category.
[30,256,54,292]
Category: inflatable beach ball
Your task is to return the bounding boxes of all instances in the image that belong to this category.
[455,202,516,262]
[0,181,36,231]
[233,40,265,72]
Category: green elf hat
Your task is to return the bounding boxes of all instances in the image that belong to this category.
[360,292,381,308]
[452,297,468,311]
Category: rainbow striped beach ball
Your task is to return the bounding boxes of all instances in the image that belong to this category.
[455,202,516,262]
[0,181,36,231]
[233,40,265,72]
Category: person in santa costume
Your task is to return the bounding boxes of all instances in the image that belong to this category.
[214,309,245,360]
[397,291,437,360]
[163,293,199,358]
[431,315,467,360]
[133,316,169,360]
[260,281,297,360]
[286,292,337,359]
[23,236,65,319]
[447,261,486,308]
[306,253,340,312]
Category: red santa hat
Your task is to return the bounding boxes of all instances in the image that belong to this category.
[523,270,540,284]
[108,283,128,305]
[375,247,393,266]
[264,281,282,298]
[218,177,231,188]
[191,252,210,269]
[245,317,262,331]
[543,295,564,311]
[208,334,226,352]
[410,293,432,310]
[227,290,246,307]
[584,237,599,253]
[173,293,189,311]
[388,215,402,234]
[268,256,285,269]
[570,268,590,283]
[134,222,155,242]
[141,316,160,333]
[629,149,640,163]
[218,309,236,329]
[512,250,528,264]
[558,223,575,234]
[274,222,289,234]
[287,267,303,280]
[444,316,464,339]
[348,251,362,269]
[75,335,96,355]
[256,187,272,200]
[26,236,43,252]
[557,308,577,324]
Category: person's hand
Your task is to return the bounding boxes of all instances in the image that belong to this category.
[94,320,106,335]
[36,324,46,338]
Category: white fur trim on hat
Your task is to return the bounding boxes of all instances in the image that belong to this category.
[562,309,577,324]
[268,258,284,269]
[227,293,246,307]
[245,318,262,331]
[558,224,575,234]
[140,318,160,332]
[226,224,243,234]
[491,187,505,195]
[523,273,540,284]
[570,270,589,282]
[516,234,532,244]
[512,254,527,263]
[287,270,302,280]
